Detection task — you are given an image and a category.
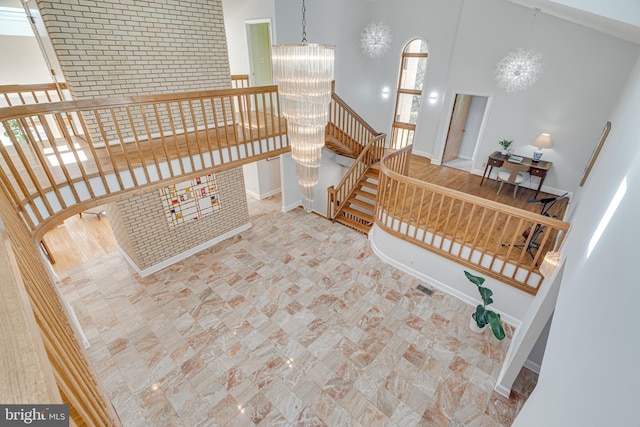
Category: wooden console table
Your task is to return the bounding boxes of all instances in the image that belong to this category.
[480,151,552,198]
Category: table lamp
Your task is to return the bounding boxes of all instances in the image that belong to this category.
[532,133,552,162]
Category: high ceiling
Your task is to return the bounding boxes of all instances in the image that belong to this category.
[506,0,640,44]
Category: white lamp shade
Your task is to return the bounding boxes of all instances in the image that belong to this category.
[532,133,552,149]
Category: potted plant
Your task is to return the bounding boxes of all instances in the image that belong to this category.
[464,271,506,340]
[498,139,512,155]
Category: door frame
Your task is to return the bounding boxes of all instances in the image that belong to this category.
[244,18,274,87]
[435,91,493,171]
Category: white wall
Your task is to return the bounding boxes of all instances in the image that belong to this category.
[243,158,281,200]
[0,35,51,84]
[222,0,276,75]
[513,54,640,427]
[274,0,639,194]
[0,3,52,85]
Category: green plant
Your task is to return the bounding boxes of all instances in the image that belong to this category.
[464,270,506,340]
[3,119,26,144]
[498,139,512,149]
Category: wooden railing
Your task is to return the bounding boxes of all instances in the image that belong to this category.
[376,147,570,295]
[0,183,120,425]
[0,85,288,236]
[0,82,69,107]
[231,74,250,88]
[327,133,386,220]
[390,122,416,150]
[326,84,379,159]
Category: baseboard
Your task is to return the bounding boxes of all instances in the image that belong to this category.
[495,383,512,398]
[118,223,252,277]
[524,358,541,374]
[282,199,302,212]
[412,149,432,160]
[245,188,261,200]
[246,188,281,200]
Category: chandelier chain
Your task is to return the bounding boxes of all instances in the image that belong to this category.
[301,0,307,44]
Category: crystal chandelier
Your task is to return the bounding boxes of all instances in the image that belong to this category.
[495,10,544,93]
[495,48,543,93]
[360,21,392,59]
[272,0,334,213]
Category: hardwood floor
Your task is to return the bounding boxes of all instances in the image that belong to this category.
[407,155,568,218]
[44,207,118,272]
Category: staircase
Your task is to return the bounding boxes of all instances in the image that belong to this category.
[333,165,380,233]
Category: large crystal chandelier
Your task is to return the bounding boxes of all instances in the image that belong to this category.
[360,21,392,59]
[272,0,334,213]
[495,48,543,93]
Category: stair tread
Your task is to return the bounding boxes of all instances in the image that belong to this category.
[354,188,377,200]
[342,206,374,222]
[365,168,380,178]
[360,180,378,190]
[348,197,375,210]
[335,215,371,234]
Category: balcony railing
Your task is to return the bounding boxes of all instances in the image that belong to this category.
[376,146,570,295]
[0,86,288,236]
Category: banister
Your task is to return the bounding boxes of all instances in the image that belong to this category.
[327,133,386,220]
[0,86,280,120]
[0,85,289,238]
[329,91,378,137]
[376,148,570,294]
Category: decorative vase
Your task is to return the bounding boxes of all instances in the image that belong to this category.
[470,314,486,333]
[501,149,508,156]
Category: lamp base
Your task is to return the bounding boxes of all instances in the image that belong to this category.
[532,149,543,162]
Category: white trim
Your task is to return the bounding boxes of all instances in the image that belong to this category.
[246,188,281,200]
[281,199,301,213]
[117,222,251,277]
[495,383,512,398]
[524,358,541,374]
[411,149,431,160]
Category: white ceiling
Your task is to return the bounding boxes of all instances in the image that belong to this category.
[500,0,640,44]
[364,0,640,44]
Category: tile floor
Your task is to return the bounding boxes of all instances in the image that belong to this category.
[57,195,537,426]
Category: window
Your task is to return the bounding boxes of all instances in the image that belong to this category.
[391,38,428,149]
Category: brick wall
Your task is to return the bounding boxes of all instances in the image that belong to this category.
[37,0,231,99]
[109,167,249,271]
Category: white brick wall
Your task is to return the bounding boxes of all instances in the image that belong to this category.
[37,0,232,99]
[109,168,249,271]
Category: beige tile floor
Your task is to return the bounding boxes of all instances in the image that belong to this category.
[57,195,537,426]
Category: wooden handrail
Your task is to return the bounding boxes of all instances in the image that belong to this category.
[326,85,379,159]
[0,185,120,425]
[0,86,278,119]
[0,85,289,237]
[327,133,386,220]
[376,148,570,294]
[231,74,250,88]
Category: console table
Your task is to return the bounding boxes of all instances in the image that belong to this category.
[480,151,552,198]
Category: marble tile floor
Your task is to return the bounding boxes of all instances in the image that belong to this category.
[57,195,537,426]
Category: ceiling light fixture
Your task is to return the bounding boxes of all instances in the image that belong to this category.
[360,21,392,59]
[495,10,544,93]
[272,0,334,213]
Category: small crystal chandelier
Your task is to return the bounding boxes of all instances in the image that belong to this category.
[272,0,334,213]
[495,10,544,93]
[495,48,543,93]
[360,21,392,59]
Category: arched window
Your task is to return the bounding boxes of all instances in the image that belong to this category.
[391,38,428,149]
